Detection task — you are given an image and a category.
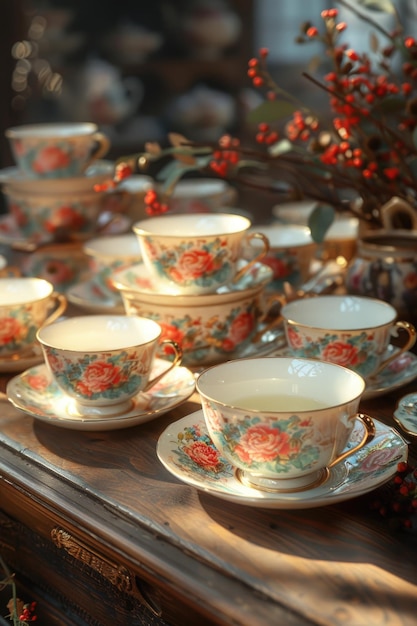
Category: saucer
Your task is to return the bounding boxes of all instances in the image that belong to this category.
[393,393,417,438]
[7,360,196,431]
[67,279,124,314]
[268,345,417,400]
[111,260,273,297]
[157,411,407,509]
[0,345,44,373]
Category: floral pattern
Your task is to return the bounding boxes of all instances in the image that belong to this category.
[8,197,98,238]
[205,408,321,476]
[0,310,36,356]
[142,236,234,290]
[12,140,92,179]
[124,301,258,366]
[42,346,149,402]
[285,326,383,378]
[171,421,229,478]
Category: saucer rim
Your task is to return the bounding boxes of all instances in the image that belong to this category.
[6,360,196,431]
[111,260,273,299]
[157,410,408,509]
[393,393,417,438]
[67,279,124,313]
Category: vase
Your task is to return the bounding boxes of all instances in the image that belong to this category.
[345,198,417,324]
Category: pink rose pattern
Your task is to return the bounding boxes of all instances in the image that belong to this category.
[42,347,151,401]
[169,418,405,490]
[125,301,258,366]
[0,311,37,355]
[205,405,321,474]
[143,236,234,290]
[15,140,91,178]
[286,325,382,377]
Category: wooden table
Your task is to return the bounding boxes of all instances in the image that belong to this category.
[0,366,417,626]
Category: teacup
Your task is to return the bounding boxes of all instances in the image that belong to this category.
[111,261,279,367]
[83,233,142,298]
[0,277,67,360]
[322,217,359,262]
[196,356,375,492]
[166,178,238,214]
[272,200,318,225]
[3,184,106,239]
[246,224,317,292]
[5,122,110,179]
[36,315,182,417]
[281,295,416,379]
[132,213,270,295]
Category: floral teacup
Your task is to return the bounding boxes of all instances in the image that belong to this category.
[111,261,278,367]
[36,315,182,417]
[196,356,375,492]
[5,122,110,179]
[0,277,67,360]
[281,295,416,379]
[132,213,269,295]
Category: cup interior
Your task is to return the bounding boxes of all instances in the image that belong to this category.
[0,277,53,305]
[6,122,98,139]
[83,234,142,260]
[197,357,365,409]
[281,295,396,329]
[133,212,251,237]
[37,315,161,351]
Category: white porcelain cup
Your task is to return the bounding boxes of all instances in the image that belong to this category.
[5,122,110,179]
[0,277,67,360]
[36,315,182,417]
[132,213,270,295]
[281,295,416,379]
[246,224,317,292]
[196,357,375,492]
[83,234,142,297]
[166,178,238,214]
[111,260,280,367]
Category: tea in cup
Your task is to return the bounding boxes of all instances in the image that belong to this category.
[0,277,67,360]
[83,233,142,298]
[196,356,375,492]
[132,213,270,295]
[5,122,110,179]
[36,315,182,417]
[281,295,416,379]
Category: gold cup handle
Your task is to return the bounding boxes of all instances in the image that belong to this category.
[328,413,376,469]
[143,340,183,392]
[232,232,270,284]
[372,321,416,377]
[42,292,67,327]
[83,131,111,170]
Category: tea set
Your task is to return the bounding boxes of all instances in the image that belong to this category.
[1,122,416,510]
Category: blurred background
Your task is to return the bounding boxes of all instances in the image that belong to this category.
[0,0,415,207]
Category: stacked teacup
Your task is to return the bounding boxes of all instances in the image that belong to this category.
[0,122,113,287]
[110,212,280,368]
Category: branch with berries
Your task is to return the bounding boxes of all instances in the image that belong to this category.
[96,0,417,241]
[0,556,37,625]
[371,461,417,532]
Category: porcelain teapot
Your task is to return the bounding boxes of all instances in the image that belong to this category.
[345,197,417,323]
[60,58,143,125]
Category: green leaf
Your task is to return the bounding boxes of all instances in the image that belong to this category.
[308,205,335,243]
[247,100,297,124]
